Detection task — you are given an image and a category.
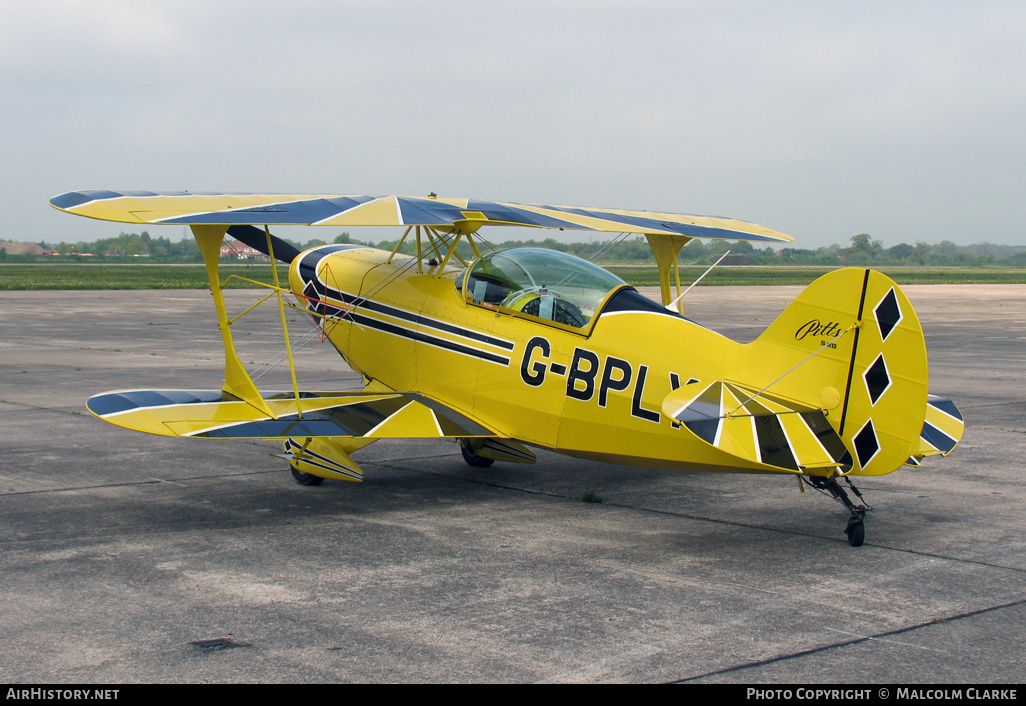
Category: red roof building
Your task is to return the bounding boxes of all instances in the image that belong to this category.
[219,240,269,260]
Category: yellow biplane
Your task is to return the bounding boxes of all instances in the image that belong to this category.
[50,191,964,546]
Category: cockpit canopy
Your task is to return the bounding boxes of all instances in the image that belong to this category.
[463,247,627,329]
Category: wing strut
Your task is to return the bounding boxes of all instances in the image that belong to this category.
[384,224,481,276]
[191,224,275,418]
[645,234,690,312]
[265,226,304,417]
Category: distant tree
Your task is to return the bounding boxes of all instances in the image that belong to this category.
[850,233,871,251]
[148,237,168,258]
[887,243,915,261]
[913,241,931,265]
[932,240,959,263]
[679,240,708,262]
[779,247,827,264]
[846,233,883,263]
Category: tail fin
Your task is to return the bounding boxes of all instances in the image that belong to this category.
[748,268,929,476]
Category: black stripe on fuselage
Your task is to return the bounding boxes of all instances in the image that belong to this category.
[299,261,514,351]
[298,247,514,361]
[347,312,511,366]
[350,295,514,351]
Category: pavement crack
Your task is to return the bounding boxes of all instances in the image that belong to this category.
[0,469,277,498]
[669,597,1026,684]
[0,398,87,415]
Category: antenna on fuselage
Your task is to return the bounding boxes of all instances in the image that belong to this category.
[665,249,731,313]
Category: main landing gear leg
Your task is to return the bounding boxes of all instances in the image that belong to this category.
[806,476,871,547]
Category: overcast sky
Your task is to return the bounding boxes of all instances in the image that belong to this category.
[3,1,1024,249]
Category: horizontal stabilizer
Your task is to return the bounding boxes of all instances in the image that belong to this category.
[87,389,496,440]
[662,381,852,474]
[907,395,965,466]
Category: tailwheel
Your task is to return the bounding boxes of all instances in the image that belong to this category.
[805,476,872,547]
[845,513,866,547]
[290,465,325,486]
[458,439,494,468]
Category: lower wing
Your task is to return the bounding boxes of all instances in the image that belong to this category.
[87,389,496,440]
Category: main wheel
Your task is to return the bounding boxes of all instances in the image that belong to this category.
[460,442,494,468]
[291,466,325,486]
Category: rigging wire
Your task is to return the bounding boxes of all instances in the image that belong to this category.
[587,231,631,265]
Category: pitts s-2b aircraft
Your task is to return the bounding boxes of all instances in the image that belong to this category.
[51,191,964,546]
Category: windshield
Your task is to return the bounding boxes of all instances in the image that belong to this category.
[464,247,626,329]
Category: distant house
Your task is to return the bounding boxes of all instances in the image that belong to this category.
[219,240,269,260]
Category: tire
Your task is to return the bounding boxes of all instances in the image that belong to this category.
[845,518,865,547]
[291,466,325,486]
[460,442,494,468]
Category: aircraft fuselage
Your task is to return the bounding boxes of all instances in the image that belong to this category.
[289,245,776,474]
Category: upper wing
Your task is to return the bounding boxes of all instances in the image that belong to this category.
[88,389,497,440]
[50,191,792,243]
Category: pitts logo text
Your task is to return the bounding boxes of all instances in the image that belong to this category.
[794,320,844,341]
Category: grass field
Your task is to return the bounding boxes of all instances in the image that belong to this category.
[605,265,1026,287]
[0,263,291,290]
[1,262,1024,290]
